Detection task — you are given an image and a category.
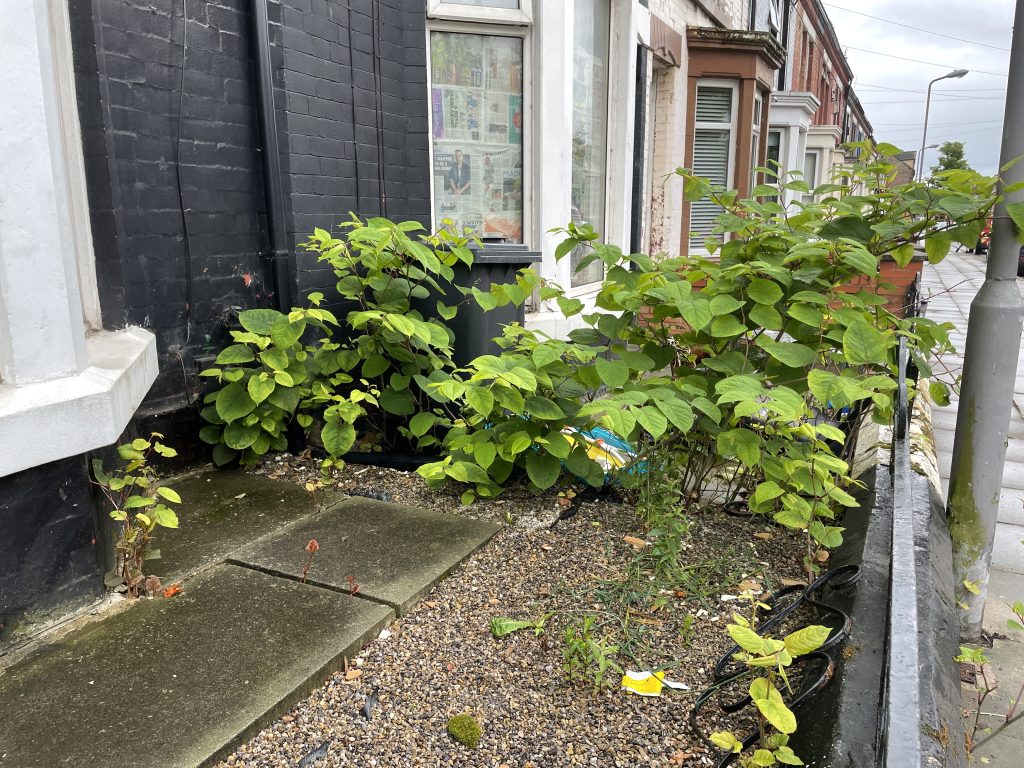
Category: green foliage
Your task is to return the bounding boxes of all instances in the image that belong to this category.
[420,144,992,576]
[561,615,622,693]
[198,297,360,466]
[445,713,482,749]
[201,218,492,464]
[712,595,830,766]
[92,434,181,596]
[930,140,972,179]
[202,216,546,469]
[489,614,552,638]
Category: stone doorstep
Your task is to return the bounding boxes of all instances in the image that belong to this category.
[229,497,501,616]
[0,565,394,768]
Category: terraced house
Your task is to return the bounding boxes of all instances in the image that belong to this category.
[1,0,871,644]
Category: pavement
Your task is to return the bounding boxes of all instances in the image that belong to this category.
[0,469,498,768]
[921,248,1024,766]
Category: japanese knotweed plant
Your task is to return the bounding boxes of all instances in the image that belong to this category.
[92,434,181,596]
[201,216,531,465]
[417,323,695,504]
[424,142,995,570]
[304,216,482,453]
[198,295,368,465]
[709,608,831,767]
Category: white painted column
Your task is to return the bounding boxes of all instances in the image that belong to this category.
[533,0,575,287]
[0,0,89,384]
[604,0,640,252]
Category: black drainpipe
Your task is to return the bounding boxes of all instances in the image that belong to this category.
[252,0,292,313]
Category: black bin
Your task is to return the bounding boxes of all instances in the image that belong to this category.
[431,241,541,367]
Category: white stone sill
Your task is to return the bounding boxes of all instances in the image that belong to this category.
[0,327,158,477]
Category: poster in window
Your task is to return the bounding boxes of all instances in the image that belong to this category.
[430,32,524,243]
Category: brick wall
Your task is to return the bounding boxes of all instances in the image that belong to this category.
[71,0,272,412]
[275,0,431,296]
[70,0,432,411]
[0,456,100,648]
[836,258,924,318]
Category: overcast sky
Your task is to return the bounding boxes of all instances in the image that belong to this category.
[825,0,1013,175]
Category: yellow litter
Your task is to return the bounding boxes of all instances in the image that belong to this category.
[621,670,689,697]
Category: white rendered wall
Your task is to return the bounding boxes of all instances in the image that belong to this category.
[768,92,820,207]
[0,0,157,477]
[0,0,89,384]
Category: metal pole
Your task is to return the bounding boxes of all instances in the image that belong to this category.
[947,0,1024,641]
[918,70,968,182]
[918,78,938,182]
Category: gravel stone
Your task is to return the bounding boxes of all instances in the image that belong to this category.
[215,456,806,767]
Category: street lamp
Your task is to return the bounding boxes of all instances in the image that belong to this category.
[916,143,939,180]
[918,68,969,182]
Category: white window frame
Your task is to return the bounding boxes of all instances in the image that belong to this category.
[566,0,616,295]
[802,148,820,202]
[690,79,738,252]
[427,0,533,26]
[424,20,534,251]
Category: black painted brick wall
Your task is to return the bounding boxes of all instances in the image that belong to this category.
[71,0,275,413]
[274,0,431,296]
[71,0,431,411]
[0,456,102,647]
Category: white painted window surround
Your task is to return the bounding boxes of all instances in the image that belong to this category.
[0,0,157,478]
[426,1,641,339]
[690,80,738,251]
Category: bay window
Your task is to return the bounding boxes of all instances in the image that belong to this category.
[429,31,525,242]
[689,83,736,251]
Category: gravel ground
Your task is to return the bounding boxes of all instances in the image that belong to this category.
[217,455,807,768]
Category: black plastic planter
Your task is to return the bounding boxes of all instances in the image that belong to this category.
[431,241,541,367]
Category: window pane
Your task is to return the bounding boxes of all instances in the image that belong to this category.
[690,129,730,248]
[765,130,781,202]
[695,86,733,124]
[440,0,519,7]
[430,32,524,242]
[802,151,818,202]
[570,0,610,287]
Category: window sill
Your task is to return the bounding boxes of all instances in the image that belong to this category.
[0,327,158,477]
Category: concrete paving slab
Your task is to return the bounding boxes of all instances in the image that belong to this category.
[995,488,1024,527]
[998,462,1024,492]
[934,428,1024,466]
[155,469,327,581]
[983,568,1024,635]
[231,498,499,615]
[930,405,961,433]
[992,521,1024,574]
[970,591,1024,767]
[0,564,393,768]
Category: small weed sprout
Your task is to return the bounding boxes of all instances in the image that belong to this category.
[301,539,319,583]
[957,599,1024,754]
[92,434,181,597]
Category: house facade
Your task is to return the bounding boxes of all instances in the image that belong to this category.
[1,0,867,646]
[767,0,872,205]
